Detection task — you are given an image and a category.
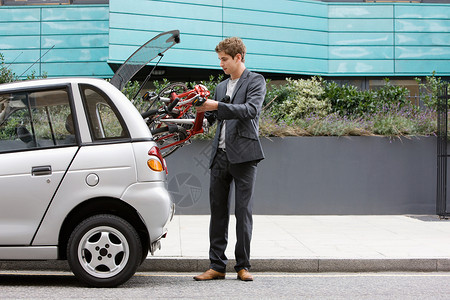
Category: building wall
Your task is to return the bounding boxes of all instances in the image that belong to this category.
[1,1,450,78]
[0,4,112,78]
[108,0,328,75]
[328,3,450,76]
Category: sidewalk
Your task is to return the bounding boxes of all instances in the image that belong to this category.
[144,215,450,272]
[2,215,450,273]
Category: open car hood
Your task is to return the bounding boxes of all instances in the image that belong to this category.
[110,30,180,91]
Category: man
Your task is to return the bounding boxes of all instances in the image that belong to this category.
[194,37,266,282]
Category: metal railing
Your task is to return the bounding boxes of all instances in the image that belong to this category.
[436,86,449,217]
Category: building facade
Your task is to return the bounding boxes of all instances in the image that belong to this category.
[1,0,449,92]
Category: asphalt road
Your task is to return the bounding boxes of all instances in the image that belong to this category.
[1,271,450,299]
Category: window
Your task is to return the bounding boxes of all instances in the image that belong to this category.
[80,84,129,141]
[0,87,76,153]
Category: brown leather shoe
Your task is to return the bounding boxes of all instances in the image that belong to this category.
[237,269,253,281]
[193,269,226,281]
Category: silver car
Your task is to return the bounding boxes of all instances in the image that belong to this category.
[0,77,174,287]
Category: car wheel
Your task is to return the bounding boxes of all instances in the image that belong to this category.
[67,214,142,287]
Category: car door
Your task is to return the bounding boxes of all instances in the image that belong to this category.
[0,86,79,245]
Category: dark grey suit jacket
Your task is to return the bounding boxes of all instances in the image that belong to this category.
[208,68,266,167]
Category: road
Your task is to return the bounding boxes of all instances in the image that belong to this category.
[1,271,450,299]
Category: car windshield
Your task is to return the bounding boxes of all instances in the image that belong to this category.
[110,30,180,91]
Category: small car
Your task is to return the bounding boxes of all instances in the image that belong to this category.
[0,77,174,287]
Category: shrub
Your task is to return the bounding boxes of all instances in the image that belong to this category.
[0,54,17,84]
[324,78,409,116]
[416,72,450,109]
[126,74,438,138]
[373,78,409,109]
[269,77,331,122]
[324,81,373,116]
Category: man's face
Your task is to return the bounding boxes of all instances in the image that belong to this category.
[217,51,241,76]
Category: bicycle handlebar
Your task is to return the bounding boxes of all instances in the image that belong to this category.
[141,97,180,119]
[166,97,179,112]
[141,108,160,119]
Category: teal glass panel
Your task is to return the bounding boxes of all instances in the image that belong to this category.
[330,33,393,46]
[328,5,393,18]
[329,46,393,59]
[0,36,40,49]
[395,60,450,75]
[0,22,40,36]
[7,63,40,78]
[396,46,450,59]
[396,33,450,46]
[396,5,450,19]
[152,51,328,75]
[108,47,219,70]
[159,0,221,5]
[109,29,218,52]
[395,19,450,33]
[223,23,327,45]
[109,0,221,22]
[41,20,108,35]
[223,8,327,32]
[244,40,327,60]
[329,19,393,32]
[329,60,394,74]
[42,7,109,21]
[247,54,327,75]
[42,34,109,49]
[0,50,40,64]
[0,8,40,22]
[225,0,327,17]
[42,62,114,77]
[41,48,109,63]
[109,13,221,36]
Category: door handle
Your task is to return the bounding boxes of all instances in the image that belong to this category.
[32,165,52,176]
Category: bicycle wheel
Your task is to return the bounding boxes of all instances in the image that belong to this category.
[148,82,188,111]
[151,125,188,157]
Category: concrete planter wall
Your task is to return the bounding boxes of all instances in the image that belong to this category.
[165,136,437,215]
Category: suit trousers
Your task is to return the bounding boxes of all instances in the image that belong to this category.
[209,149,258,273]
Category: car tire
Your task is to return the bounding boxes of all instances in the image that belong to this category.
[67,214,142,287]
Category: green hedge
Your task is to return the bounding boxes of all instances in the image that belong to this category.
[123,74,443,138]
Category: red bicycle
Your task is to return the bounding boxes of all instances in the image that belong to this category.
[141,82,211,157]
[109,30,210,157]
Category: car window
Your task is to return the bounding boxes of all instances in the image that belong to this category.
[80,84,129,141]
[0,87,76,153]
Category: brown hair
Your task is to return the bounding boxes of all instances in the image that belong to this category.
[215,37,246,62]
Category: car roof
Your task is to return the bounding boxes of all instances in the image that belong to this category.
[0,77,108,91]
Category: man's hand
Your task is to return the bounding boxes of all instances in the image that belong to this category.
[195,99,219,112]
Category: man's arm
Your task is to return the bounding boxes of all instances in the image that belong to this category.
[196,74,266,121]
[217,74,266,121]
[196,100,218,112]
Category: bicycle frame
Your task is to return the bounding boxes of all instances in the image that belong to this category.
[149,84,210,152]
